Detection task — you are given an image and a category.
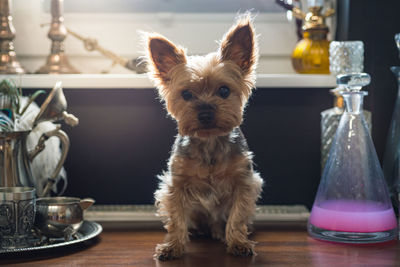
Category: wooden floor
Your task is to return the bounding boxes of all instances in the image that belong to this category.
[1,227,400,266]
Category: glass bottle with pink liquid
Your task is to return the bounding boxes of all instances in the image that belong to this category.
[308,73,398,243]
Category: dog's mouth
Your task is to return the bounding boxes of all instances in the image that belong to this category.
[200,124,217,130]
[192,125,232,138]
[180,121,236,138]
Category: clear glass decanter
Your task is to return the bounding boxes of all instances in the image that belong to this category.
[309,73,398,243]
[321,41,371,171]
[383,33,400,210]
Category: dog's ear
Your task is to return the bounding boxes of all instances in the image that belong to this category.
[219,16,257,75]
[147,34,187,83]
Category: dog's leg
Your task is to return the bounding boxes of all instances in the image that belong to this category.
[154,186,189,261]
[210,219,226,241]
[225,175,261,257]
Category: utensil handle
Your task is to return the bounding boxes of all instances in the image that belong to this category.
[62,111,79,126]
[80,198,95,210]
[31,125,70,197]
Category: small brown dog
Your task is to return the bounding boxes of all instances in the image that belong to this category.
[145,14,263,261]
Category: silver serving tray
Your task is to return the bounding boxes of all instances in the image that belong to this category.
[0,221,102,254]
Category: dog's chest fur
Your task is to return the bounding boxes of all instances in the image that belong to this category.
[168,128,252,211]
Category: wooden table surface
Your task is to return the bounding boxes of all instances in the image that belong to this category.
[1,226,400,266]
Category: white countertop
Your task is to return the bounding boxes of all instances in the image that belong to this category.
[0,74,336,89]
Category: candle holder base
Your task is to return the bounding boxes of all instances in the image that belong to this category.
[36,53,79,74]
[0,59,26,74]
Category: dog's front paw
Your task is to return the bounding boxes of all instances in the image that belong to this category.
[227,241,255,257]
[154,242,184,261]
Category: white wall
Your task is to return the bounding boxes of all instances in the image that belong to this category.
[10,0,336,74]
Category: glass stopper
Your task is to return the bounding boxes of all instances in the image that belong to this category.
[329,41,364,76]
[336,73,371,91]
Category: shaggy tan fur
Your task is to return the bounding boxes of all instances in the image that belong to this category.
[146,14,263,261]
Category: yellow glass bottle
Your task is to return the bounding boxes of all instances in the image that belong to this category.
[291,5,334,74]
[292,29,330,74]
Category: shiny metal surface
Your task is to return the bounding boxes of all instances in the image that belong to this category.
[34,125,70,197]
[0,220,102,254]
[35,197,94,240]
[292,5,334,31]
[0,187,35,249]
[0,186,35,200]
[32,81,75,197]
[0,0,26,74]
[33,81,79,127]
[0,131,34,188]
[36,0,79,74]
[0,129,70,197]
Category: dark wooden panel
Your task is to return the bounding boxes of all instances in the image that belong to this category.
[32,87,332,208]
[60,89,176,205]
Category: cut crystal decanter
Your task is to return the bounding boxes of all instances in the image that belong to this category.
[321,41,371,171]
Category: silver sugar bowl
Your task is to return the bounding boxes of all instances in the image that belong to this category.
[35,197,94,240]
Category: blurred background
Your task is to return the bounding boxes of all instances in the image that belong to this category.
[5,0,400,209]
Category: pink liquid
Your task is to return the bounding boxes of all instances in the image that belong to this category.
[309,200,397,233]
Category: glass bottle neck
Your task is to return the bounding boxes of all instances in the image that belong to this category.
[303,29,328,40]
[341,91,367,114]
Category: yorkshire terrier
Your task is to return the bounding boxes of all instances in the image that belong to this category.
[145,14,263,261]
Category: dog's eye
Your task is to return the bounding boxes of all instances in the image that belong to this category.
[218,86,230,99]
[181,90,193,101]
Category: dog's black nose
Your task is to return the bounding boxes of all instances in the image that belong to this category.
[198,111,215,125]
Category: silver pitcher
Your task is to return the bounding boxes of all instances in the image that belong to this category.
[0,127,69,197]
